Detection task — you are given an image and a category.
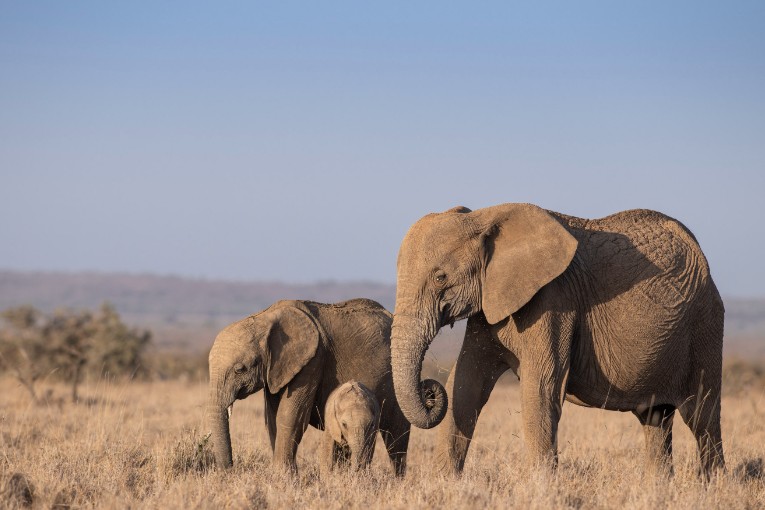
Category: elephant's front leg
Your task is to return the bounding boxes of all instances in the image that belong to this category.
[519,363,568,469]
[271,362,321,472]
[435,314,508,476]
[515,313,573,469]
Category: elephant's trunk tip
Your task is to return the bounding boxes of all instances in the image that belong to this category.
[420,378,448,421]
[207,402,234,470]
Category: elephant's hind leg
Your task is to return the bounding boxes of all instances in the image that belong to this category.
[632,403,675,476]
[678,388,724,478]
[679,294,725,478]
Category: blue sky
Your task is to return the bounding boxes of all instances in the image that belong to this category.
[1,2,763,296]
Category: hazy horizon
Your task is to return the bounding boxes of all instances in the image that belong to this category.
[2,2,764,297]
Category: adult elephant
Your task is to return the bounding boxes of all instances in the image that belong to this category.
[390,203,724,477]
[207,298,412,475]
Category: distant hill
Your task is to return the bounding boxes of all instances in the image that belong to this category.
[721,298,765,357]
[0,270,399,352]
[0,270,763,359]
[0,270,396,317]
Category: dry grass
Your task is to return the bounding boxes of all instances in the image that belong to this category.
[1,373,764,509]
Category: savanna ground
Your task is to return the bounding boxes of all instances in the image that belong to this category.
[2,365,764,509]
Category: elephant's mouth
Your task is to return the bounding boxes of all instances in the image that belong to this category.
[439,303,455,329]
[234,388,250,400]
[235,381,263,400]
[439,302,473,329]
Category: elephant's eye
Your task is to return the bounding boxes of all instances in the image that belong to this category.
[434,272,447,284]
[234,363,246,374]
[341,421,347,429]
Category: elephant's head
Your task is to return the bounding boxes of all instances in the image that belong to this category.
[327,382,380,471]
[206,302,320,468]
[391,203,578,429]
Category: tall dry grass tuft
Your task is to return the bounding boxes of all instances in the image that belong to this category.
[0,370,763,509]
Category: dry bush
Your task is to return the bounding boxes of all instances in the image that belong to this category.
[0,370,763,509]
[0,304,151,403]
[158,430,215,482]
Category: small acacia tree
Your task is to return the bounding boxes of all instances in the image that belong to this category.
[0,306,47,401]
[0,303,151,402]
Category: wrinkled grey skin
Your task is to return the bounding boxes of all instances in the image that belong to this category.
[390,203,724,477]
[322,381,380,472]
[207,298,412,475]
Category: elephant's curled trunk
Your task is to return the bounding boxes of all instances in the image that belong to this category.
[391,314,448,429]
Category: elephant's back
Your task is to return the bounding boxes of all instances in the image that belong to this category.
[323,299,393,342]
[558,209,716,302]
[331,298,393,320]
[567,208,701,251]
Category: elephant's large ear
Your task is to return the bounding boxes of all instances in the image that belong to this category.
[360,384,381,424]
[264,306,320,394]
[326,388,343,443]
[479,204,578,324]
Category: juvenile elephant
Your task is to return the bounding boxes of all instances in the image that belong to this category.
[390,203,724,477]
[322,381,380,473]
[206,298,413,475]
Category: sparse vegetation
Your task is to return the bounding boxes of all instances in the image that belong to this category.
[1,369,763,509]
[0,303,151,402]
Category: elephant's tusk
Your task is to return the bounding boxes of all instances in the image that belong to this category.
[227,404,233,419]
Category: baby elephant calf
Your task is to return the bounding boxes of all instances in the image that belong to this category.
[323,381,380,473]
